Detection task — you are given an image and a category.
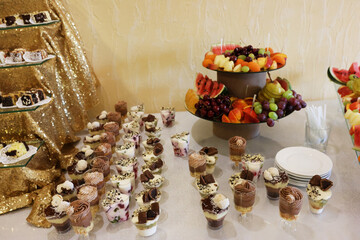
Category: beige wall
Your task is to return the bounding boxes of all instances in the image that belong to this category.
[62,0,360,113]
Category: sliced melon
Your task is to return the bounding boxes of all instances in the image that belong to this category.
[194,72,226,98]
[210,43,240,55]
[327,67,346,85]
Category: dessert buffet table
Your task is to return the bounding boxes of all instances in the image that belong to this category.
[1,99,360,240]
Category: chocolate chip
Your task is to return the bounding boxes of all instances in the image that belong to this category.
[151,202,160,215]
[143,193,150,203]
[320,179,333,191]
[153,143,163,156]
[149,188,157,200]
[203,174,215,184]
[138,212,147,224]
[140,174,148,183]
[310,175,321,186]
[144,170,154,179]
[147,210,157,220]
[199,175,207,185]
[240,170,254,181]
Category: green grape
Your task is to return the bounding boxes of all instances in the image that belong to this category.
[347,80,354,90]
[248,53,255,60]
[258,48,265,55]
[269,103,278,111]
[349,74,359,80]
[253,102,261,108]
[254,105,262,114]
[283,90,293,99]
[241,66,250,72]
[265,51,271,56]
[268,111,278,120]
[239,55,246,60]
[269,98,275,104]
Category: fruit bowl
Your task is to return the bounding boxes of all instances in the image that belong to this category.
[208,63,286,74]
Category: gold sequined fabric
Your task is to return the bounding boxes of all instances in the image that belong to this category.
[0,0,99,227]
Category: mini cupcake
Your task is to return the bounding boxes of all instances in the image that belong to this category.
[94,143,113,161]
[74,145,96,162]
[142,114,158,129]
[56,180,77,202]
[135,188,161,207]
[241,154,265,181]
[66,200,94,236]
[87,121,104,136]
[114,157,139,179]
[100,132,116,152]
[115,100,127,117]
[141,158,164,174]
[140,170,164,189]
[188,152,206,177]
[201,193,229,229]
[84,169,105,196]
[263,167,289,200]
[77,184,100,218]
[111,172,135,195]
[102,189,130,223]
[44,195,71,233]
[142,137,161,151]
[96,110,108,124]
[196,174,219,197]
[171,131,190,157]
[90,157,111,182]
[228,136,246,166]
[228,170,254,191]
[122,120,141,134]
[67,160,90,185]
[199,147,218,174]
[160,107,175,127]
[107,111,122,125]
[306,175,333,214]
[83,135,101,149]
[145,125,162,138]
[115,142,136,159]
[132,202,160,237]
[142,143,163,164]
[123,131,141,152]
[104,122,120,141]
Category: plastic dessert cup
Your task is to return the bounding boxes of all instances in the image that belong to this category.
[111,172,135,195]
[201,193,230,230]
[77,184,100,219]
[102,189,130,223]
[241,154,265,183]
[160,107,175,127]
[279,186,303,231]
[67,200,94,236]
[44,195,71,234]
[228,136,246,168]
[306,175,333,214]
[132,203,160,237]
[263,167,289,200]
[233,180,256,218]
[171,131,190,157]
[114,157,139,180]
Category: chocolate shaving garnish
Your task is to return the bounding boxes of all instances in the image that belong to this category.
[143,193,150,203]
[5,150,16,156]
[149,188,157,200]
[144,170,154,179]
[151,202,160,215]
[155,159,163,168]
[143,114,156,122]
[200,175,207,185]
[320,179,333,191]
[138,212,147,224]
[240,170,254,181]
[140,174,148,183]
[309,175,321,186]
[147,210,157,220]
[153,143,163,156]
[147,138,160,145]
[200,147,218,156]
[203,174,215,184]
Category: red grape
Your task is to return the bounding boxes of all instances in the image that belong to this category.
[267,118,275,127]
[207,110,214,118]
[276,109,284,118]
[295,104,302,111]
[277,101,286,110]
[300,100,307,108]
[257,113,267,122]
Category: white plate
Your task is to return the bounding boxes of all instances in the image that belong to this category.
[274,162,330,179]
[275,146,333,177]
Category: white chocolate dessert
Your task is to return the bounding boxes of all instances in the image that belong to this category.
[135,188,161,207]
[241,153,265,180]
[306,175,333,214]
[111,172,135,194]
[171,131,190,157]
[140,170,164,189]
[196,174,219,197]
[142,143,163,164]
[132,202,160,237]
[122,120,141,134]
[102,189,130,223]
[114,157,139,178]
[115,142,136,159]
[5,141,29,158]
[160,107,175,127]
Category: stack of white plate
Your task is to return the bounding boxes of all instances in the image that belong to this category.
[275,146,333,187]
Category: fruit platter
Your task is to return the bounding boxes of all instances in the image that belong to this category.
[328,62,360,158]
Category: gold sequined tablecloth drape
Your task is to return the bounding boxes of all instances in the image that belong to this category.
[0,0,100,226]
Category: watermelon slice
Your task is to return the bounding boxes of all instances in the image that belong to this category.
[210,43,240,55]
[351,125,360,151]
[327,67,347,85]
[348,62,360,77]
[195,73,226,98]
[337,86,353,98]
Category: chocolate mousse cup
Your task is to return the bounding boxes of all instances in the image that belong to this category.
[233,180,256,215]
[228,136,246,167]
[264,169,289,200]
[45,206,71,233]
[67,200,94,236]
[201,194,229,229]
[279,187,303,221]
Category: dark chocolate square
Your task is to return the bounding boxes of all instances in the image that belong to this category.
[151,202,160,215]
[34,13,45,23]
[203,174,215,184]
[21,94,33,106]
[138,212,147,224]
[5,16,15,26]
[21,14,31,24]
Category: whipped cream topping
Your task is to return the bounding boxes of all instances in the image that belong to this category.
[85,135,101,142]
[81,145,94,157]
[171,131,189,142]
[56,180,74,193]
[102,189,129,208]
[213,193,230,209]
[306,184,332,201]
[77,185,98,203]
[87,121,101,130]
[75,160,88,172]
[123,120,140,133]
[51,194,70,213]
[98,111,108,120]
